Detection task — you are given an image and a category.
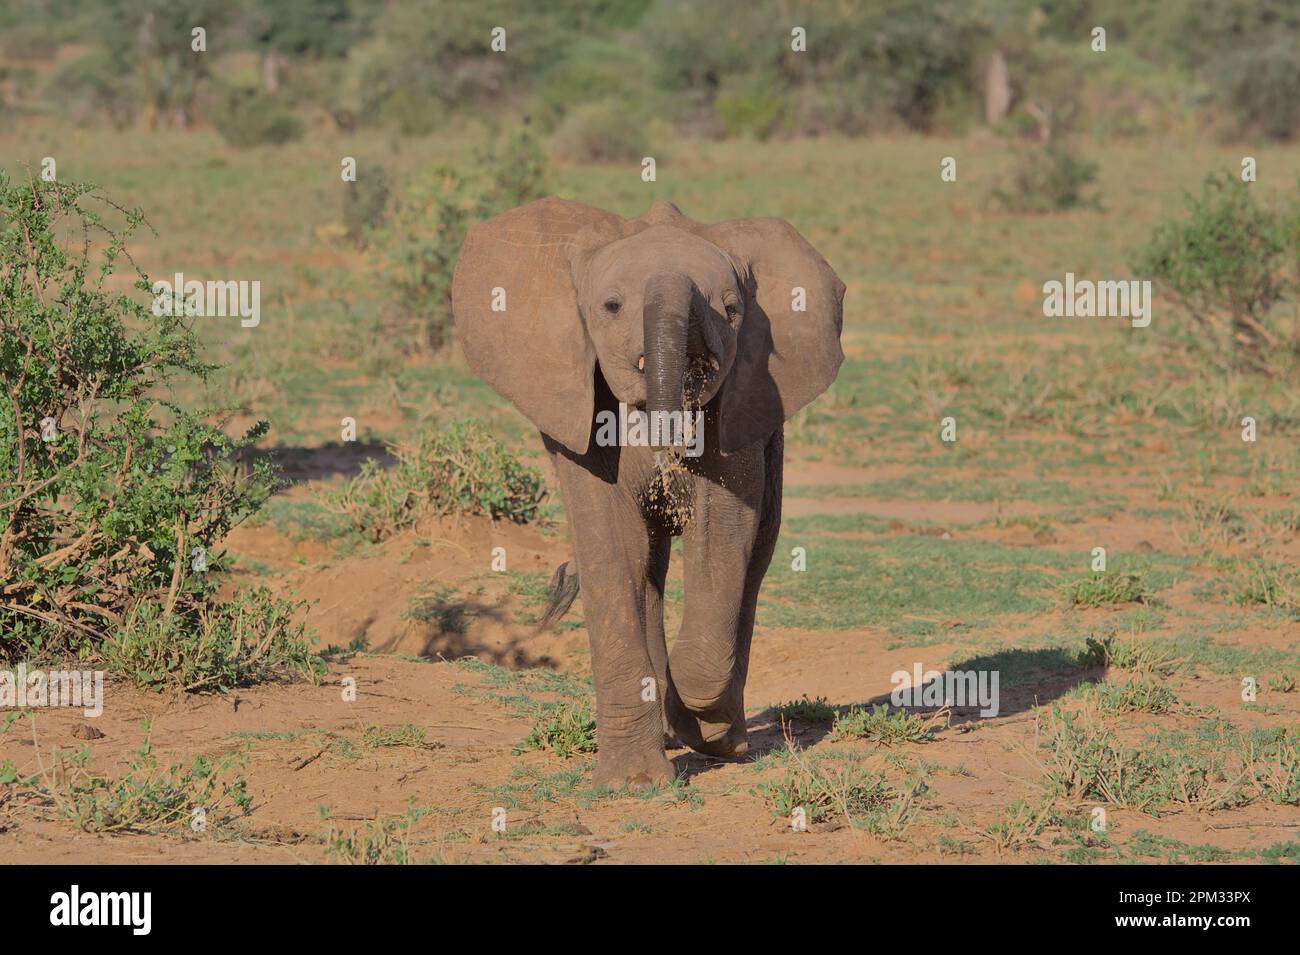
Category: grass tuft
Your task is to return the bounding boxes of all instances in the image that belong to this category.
[1063,571,1153,608]
[330,420,547,539]
[830,704,943,745]
[514,700,597,758]
[16,720,250,834]
[768,695,836,724]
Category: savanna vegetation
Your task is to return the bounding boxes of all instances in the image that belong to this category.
[0,0,1296,864]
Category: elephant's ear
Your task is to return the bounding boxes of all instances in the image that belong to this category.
[452,197,622,455]
[704,217,846,453]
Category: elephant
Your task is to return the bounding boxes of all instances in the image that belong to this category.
[451,197,844,789]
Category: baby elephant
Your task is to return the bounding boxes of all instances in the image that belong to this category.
[452,198,844,788]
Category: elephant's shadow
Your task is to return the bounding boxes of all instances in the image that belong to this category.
[671,647,1104,782]
[401,596,563,669]
[240,441,396,483]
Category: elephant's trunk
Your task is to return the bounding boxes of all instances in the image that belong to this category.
[642,271,693,447]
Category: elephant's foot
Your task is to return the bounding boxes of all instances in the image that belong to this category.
[593,749,676,792]
[679,713,749,758]
[667,688,749,759]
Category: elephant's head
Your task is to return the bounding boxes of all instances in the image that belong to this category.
[452,198,845,454]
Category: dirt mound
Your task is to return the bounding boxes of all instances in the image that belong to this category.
[278,515,588,668]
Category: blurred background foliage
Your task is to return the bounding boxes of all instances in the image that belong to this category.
[1,0,1297,150]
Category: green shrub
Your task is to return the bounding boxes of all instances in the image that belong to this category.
[373,167,479,351]
[1076,635,1178,676]
[1038,706,1298,812]
[644,0,978,135]
[830,703,939,744]
[343,162,390,244]
[715,71,789,140]
[1134,171,1297,363]
[1244,726,1300,805]
[1229,558,1300,611]
[1211,40,1300,142]
[372,129,547,352]
[322,805,424,865]
[0,175,316,688]
[515,700,597,758]
[32,722,251,834]
[211,85,304,147]
[330,420,547,539]
[482,127,549,211]
[102,586,318,692]
[47,49,137,129]
[1063,571,1152,608]
[809,0,978,133]
[550,99,646,163]
[755,756,896,824]
[769,695,836,724]
[1086,679,1181,714]
[992,144,1100,213]
[531,36,655,133]
[351,2,565,133]
[643,0,760,94]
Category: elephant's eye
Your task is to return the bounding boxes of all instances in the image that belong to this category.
[722,292,743,323]
[603,297,622,315]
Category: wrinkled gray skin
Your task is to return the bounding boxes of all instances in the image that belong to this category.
[453,198,844,789]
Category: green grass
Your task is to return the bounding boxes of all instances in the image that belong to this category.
[785,476,1101,507]
[1145,633,1300,677]
[1227,559,1300,612]
[3,127,1295,462]
[767,695,837,724]
[1125,830,1235,864]
[760,536,1187,637]
[1037,707,1300,814]
[830,704,941,745]
[1062,571,1154,608]
[1076,635,1179,677]
[362,723,431,748]
[17,721,251,835]
[4,123,1300,862]
[320,805,444,865]
[978,798,1055,854]
[1080,679,1182,714]
[330,419,548,538]
[245,495,358,542]
[453,657,591,697]
[781,513,900,536]
[760,534,1075,632]
[753,745,929,836]
[514,700,597,758]
[479,762,622,809]
[755,759,895,825]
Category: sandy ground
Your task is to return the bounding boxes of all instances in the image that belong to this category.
[2,475,1296,865]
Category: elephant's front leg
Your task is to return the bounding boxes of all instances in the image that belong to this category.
[667,439,771,758]
[550,452,674,790]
